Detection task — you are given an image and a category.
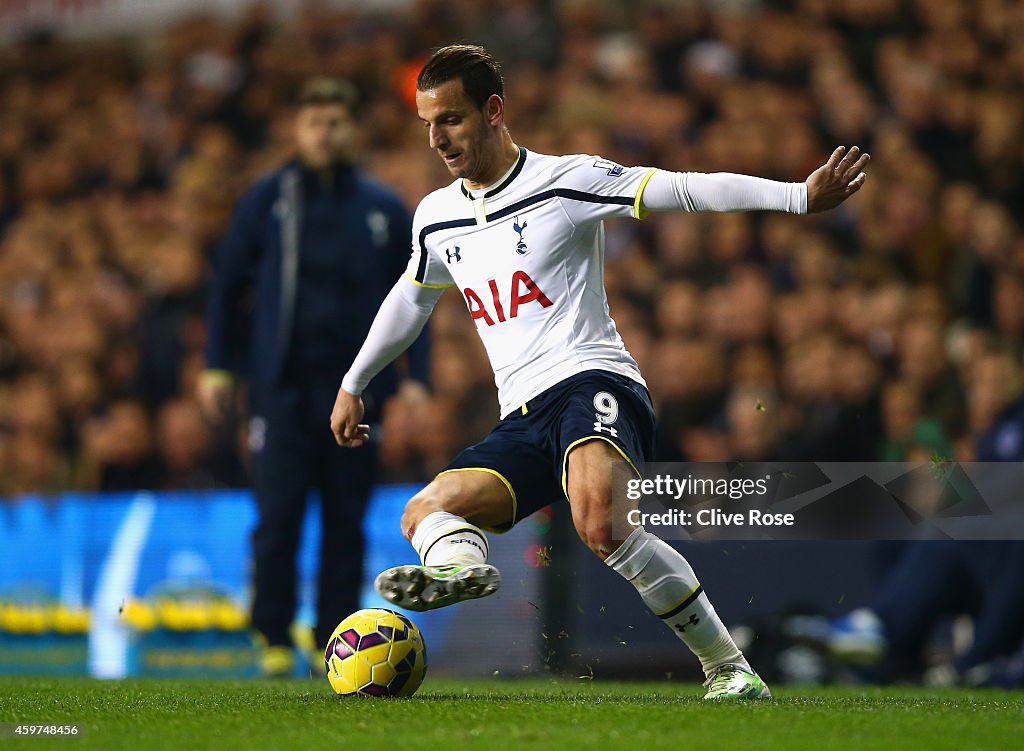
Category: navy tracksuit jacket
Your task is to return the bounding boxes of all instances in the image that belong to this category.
[205,158,426,648]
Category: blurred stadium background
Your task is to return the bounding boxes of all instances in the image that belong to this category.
[0,0,1022,684]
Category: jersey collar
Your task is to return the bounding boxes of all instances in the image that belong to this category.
[460,146,527,201]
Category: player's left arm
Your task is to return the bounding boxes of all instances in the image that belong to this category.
[549,154,662,225]
[639,145,869,216]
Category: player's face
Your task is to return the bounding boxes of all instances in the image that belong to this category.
[416,80,499,183]
[294,103,356,169]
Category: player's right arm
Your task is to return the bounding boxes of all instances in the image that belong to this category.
[332,204,454,447]
[331,275,446,446]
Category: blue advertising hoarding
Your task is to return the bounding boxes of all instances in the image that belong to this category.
[0,486,542,678]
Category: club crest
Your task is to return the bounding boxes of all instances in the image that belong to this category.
[513,216,528,255]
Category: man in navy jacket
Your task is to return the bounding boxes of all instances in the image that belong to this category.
[199,78,425,675]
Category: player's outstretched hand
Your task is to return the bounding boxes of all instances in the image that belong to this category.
[805,146,870,213]
[331,386,370,448]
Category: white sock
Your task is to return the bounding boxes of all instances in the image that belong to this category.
[606,526,749,677]
[410,511,488,566]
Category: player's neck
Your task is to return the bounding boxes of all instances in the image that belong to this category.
[464,136,520,192]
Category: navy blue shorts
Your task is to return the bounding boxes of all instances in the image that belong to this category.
[440,370,656,531]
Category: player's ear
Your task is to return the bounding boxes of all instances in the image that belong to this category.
[484,94,504,128]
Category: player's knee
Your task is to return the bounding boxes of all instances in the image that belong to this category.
[401,474,475,540]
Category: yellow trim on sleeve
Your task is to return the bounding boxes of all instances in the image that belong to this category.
[560,436,640,500]
[632,168,658,220]
[405,273,455,289]
[521,404,529,415]
[435,467,518,532]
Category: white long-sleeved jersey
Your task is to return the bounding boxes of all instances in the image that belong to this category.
[344,147,806,418]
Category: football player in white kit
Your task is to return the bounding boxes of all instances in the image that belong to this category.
[331,45,869,699]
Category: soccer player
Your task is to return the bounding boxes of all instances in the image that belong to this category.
[331,45,869,700]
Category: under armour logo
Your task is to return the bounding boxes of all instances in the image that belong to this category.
[446,246,462,264]
[593,422,618,437]
[513,216,528,254]
[673,614,701,633]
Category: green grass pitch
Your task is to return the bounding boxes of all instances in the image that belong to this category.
[2,677,1022,751]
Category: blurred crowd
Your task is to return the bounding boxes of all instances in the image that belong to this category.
[1,0,1023,495]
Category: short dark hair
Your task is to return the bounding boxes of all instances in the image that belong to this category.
[296,77,360,112]
[417,44,504,110]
